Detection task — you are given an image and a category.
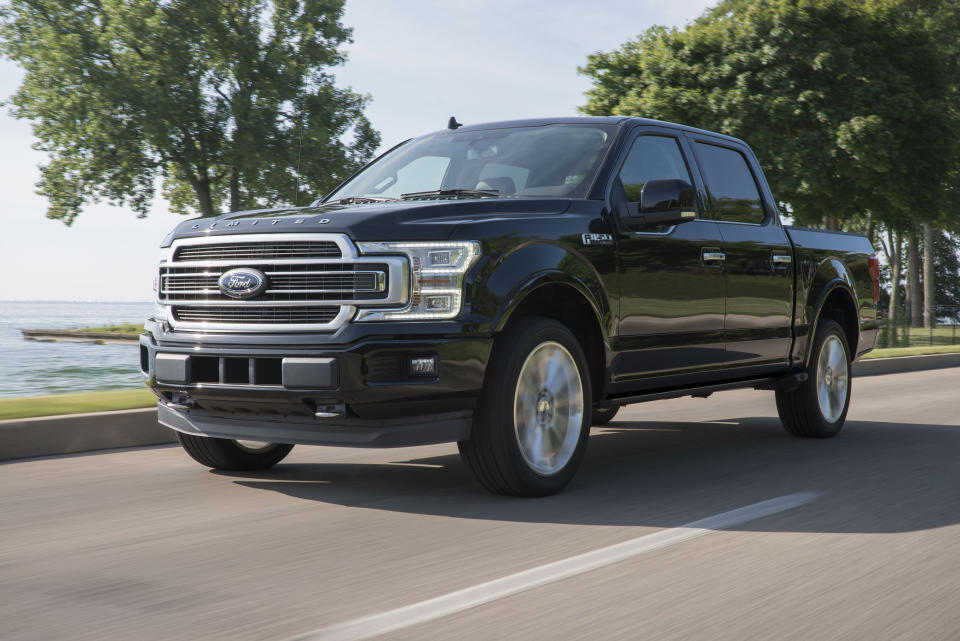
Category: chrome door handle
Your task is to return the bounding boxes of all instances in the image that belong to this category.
[702,250,726,262]
[772,254,793,264]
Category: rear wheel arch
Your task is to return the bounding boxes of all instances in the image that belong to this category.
[805,280,860,366]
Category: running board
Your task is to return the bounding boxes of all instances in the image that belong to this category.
[608,376,784,406]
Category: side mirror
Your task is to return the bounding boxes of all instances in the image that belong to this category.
[616,179,697,230]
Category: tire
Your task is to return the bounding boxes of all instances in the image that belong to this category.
[177,432,294,471]
[458,317,592,497]
[591,405,620,425]
[776,319,851,438]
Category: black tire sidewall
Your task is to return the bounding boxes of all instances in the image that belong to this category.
[591,405,620,425]
[177,432,293,470]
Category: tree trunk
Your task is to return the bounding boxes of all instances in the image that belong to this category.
[923,224,936,329]
[195,179,216,217]
[888,229,903,344]
[864,211,874,246]
[230,167,240,213]
[907,228,921,327]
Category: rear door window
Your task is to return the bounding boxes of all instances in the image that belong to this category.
[693,143,765,224]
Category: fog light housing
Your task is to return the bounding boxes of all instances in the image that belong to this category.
[410,356,437,377]
[423,295,453,312]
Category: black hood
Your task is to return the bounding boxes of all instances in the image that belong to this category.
[160,198,572,247]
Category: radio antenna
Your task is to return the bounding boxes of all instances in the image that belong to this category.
[294,87,305,206]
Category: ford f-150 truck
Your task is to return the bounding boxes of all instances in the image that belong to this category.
[141,116,879,496]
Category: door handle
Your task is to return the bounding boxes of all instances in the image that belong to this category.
[772,253,792,269]
[702,248,725,265]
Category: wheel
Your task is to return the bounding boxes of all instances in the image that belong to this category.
[776,319,851,438]
[592,405,620,425]
[458,317,592,496]
[176,432,294,470]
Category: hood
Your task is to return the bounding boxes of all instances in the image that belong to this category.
[161,198,572,247]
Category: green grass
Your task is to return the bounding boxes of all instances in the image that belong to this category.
[75,324,145,334]
[863,344,960,359]
[876,324,960,348]
[0,388,156,421]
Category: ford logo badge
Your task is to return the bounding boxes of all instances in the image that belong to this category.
[218,268,268,299]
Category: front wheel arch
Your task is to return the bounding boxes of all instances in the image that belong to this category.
[493,279,610,405]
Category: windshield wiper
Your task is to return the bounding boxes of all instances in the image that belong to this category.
[322,196,398,205]
[400,189,500,200]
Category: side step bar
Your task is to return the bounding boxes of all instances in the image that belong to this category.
[608,372,805,406]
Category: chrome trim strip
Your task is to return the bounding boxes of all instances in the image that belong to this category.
[168,305,356,333]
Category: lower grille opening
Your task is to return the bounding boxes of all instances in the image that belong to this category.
[254,358,283,385]
[192,357,220,383]
[172,305,340,325]
[140,345,149,373]
[223,358,249,384]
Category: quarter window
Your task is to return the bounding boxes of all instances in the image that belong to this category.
[694,143,765,224]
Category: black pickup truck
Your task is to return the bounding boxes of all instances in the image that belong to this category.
[141,116,879,496]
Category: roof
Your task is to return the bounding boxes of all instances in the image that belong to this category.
[421,116,746,146]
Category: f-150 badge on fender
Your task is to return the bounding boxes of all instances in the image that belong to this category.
[581,233,613,246]
[218,268,268,299]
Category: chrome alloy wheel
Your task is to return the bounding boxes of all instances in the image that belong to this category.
[513,341,585,475]
[816,334,849,423]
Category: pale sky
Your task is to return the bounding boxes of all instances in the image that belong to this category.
[0,0,714,302]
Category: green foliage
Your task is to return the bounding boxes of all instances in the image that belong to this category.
[579,0,957,229]
[931,231,960,309]
[0,0,380,222]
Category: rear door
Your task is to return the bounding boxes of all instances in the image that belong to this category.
[610,128,727,387]
[687,137,794,368]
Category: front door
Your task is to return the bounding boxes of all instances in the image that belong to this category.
[610,132,727,389]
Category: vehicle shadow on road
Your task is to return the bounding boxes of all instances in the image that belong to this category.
[225,417,960,533]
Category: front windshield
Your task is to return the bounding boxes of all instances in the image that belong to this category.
[325,123,617,202]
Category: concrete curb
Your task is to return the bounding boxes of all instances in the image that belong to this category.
[0,407,173,462]
[853,352,960,377]
[1,353,958,463]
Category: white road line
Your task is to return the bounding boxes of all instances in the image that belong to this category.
[284,491,819,641]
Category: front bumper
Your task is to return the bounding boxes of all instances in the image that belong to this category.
[140,328,491,447]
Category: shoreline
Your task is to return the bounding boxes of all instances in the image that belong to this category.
[21,329,140,345]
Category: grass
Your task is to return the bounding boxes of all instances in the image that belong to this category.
[0,388,156,421]
[75,324,145,334]
[876,324,960,348]
[863,344,960,359]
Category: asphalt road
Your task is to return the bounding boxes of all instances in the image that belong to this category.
[3,367,960,641]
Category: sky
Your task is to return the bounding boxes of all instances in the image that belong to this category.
[0,0,715,302]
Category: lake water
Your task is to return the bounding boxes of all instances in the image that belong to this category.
[0,301,153,398]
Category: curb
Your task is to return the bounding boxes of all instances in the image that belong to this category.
[1,353,958,463]
[0,407,173,462]
[853,352,960,377]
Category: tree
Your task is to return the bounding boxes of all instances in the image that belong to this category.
[0,0,380,222]
[579,0,955,233]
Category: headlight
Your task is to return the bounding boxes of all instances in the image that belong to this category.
[354,241,481,321]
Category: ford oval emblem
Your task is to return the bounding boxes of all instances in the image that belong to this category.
[218,268,268,299]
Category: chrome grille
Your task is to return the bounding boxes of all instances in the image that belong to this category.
[159,234,408,332]
[158,265,387,302]
[175,240,341,261]
[173,306,340,324]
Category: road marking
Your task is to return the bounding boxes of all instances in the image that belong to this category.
[284,492,819,641]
